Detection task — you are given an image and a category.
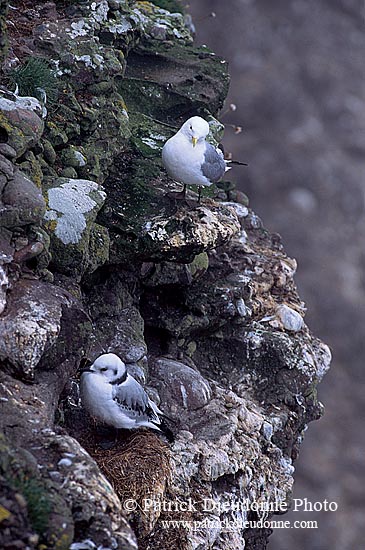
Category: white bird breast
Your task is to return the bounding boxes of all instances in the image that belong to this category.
[162,136,213,187]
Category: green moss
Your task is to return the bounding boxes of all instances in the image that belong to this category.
[188,183,218,199]
[0,110,30,157]
[98,112,165,230]
[45,122,69,147]
[60,166,78,178]
[13,474,52,535]
[128,112,169,158]
[109,157,162,227]
[119,42,229,122]
[189,252,209,278]
[42,138,57,165]
[87,223,110,273]
[75,92,130,182]
[47,104,80,141]
[100,148,177,262]
[17,151,43,188]
[150,0,184,13]
[0,435,51,537]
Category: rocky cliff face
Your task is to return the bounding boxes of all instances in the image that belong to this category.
[0,2,331,549]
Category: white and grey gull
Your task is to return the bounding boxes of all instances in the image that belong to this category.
[162,115,247,202]
[80,353,173,441]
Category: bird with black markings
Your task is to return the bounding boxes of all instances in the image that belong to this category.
[80,353,173,442]
[162,115,247,203]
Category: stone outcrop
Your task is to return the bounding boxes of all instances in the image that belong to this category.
[0,1,331,549]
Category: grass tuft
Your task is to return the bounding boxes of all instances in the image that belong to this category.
[9,56,59,104]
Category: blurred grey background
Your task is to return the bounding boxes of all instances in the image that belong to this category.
[189,1,365,548]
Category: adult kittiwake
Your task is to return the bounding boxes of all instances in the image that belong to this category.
[80,353,173,441]
[162,116,247,202]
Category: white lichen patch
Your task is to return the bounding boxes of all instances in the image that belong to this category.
[75,54,105,70]
[150,132,166,141]
[141,133,166,150]
[237,229,248,245]
[180,384,188,409]
[67,20,91,39]
[279,456,295,475]
[144,220,169,241]
[58,457,73,468]
[155,11,184,25]
[141,138,160,150]
[44,179,106,245]
[172,28,184,39]
[149,9,191,41]
[90,0,109,23]
[107,18,132,34]
[70,540,97,550]
[51,57,70,77]
[129,8,150,31]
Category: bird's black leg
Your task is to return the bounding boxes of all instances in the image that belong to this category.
[167,183,201,208]
[198,186,202,204]
[160,420,175,443]
[167,183,186,200]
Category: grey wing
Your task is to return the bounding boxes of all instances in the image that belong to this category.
[201,143,226,183]
[113,376,160,423]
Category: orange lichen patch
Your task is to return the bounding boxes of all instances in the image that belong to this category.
[135,1,155,14]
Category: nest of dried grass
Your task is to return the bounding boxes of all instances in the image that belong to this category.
[89,430,173,536]
[92,431,172,499]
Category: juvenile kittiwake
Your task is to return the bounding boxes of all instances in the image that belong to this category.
[162,116,247,202]
[80,353,173,441]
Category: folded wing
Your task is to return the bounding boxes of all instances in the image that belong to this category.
[201,143,227,183]
[112,375,161,424]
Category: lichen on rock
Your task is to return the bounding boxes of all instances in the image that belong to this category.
[44,177,108,277]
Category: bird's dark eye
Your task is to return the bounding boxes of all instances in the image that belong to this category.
[190,125,193,130]
[113,370,117,375]
[100,367,108,372]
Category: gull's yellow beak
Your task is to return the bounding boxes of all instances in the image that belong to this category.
[192,136,198,147]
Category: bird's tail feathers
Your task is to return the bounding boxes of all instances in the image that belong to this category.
[226,160,248,166]
[149,400,176,425]
[159,419,175,443]
[149,400,164,417]
[161,412,177,424]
